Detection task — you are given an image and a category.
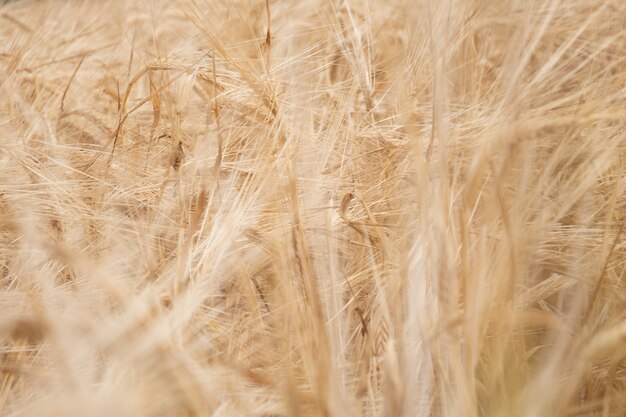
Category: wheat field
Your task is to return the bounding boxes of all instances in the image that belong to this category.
[0,0,625,416]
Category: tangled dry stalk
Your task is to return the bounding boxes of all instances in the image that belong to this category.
[0,0,625,416]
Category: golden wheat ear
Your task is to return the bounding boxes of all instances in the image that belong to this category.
[0,0,624,416]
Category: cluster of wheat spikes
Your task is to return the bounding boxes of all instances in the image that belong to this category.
[0,0,625,416]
